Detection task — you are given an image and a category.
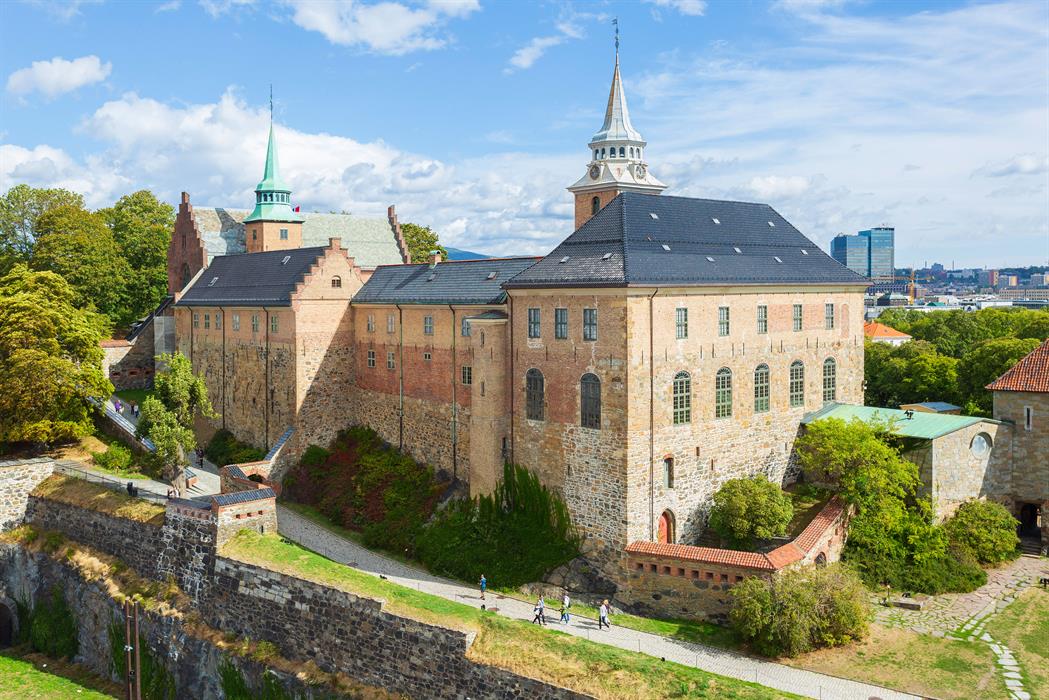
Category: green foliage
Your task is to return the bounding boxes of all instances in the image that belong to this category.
[958,337,1041,415]
[400,221,447,263]
[220,658,317,700]
[152,352,216,428]
[0,265,112,445]
[26,587,79,661]
[92,443,134,471]
[863,339,960,408]
[205,429,266,467]
[0,184,84,274]
[298,444,331,468]
[108,620,176,700]
[417,463,581,587]
[136,396,194,481]
[944,500,1020,565]
[729,564,870,657]
[707,476,794,549]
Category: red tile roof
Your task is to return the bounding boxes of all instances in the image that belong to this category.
[986,339,1049,393]
[863,320,912,339]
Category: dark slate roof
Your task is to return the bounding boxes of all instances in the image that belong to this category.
[211,488,276,506]
[355,257,540,305]
[176,247,326,307]
[504,192,868,289]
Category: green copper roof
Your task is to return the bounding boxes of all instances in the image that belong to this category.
[257,122,288,192]
[244,122,304,224]
[802,402,996,440]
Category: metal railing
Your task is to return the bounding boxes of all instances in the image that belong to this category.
[54,462,169,506]
[89,397,156,452]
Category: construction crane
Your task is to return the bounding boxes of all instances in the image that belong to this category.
[889,270,935,303]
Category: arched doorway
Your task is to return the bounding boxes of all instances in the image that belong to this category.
[1019,503,1040,538]
[0,601,15,648]
[815,552,828,567]
[658,510,676,544]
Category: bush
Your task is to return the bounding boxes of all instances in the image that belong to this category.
[416,463,580,587]
[707,476,793,549]
[92,443,133,471]
[945,500,1020,565]
[849,546,986,595]
[27,587,79,661]
[730,564,869,657]
[205,429,265,467]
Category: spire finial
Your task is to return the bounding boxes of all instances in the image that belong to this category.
[269,84,273,122]
[613,17,619,57]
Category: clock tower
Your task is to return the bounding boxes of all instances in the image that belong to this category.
[568,47,666,229]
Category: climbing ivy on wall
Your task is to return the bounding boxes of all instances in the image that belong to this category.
[23,586,78,660]
[108,620,176,700]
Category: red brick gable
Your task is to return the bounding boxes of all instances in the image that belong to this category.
[986,338,1049,393]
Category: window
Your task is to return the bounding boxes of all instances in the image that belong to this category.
[204,313,210,330]
[970,432,992,457]
[583,308,598,341]
[252,314,259,333]
[581,373,601,429]
[663,458,675,489]
[270,314,279,333]
[715,368,733,418]
[193,312,199,329]
[754,364,770,413]
[252,229,257,240]
[591,196,600,215]
[757,305,768,334]
[619,146,625,157]
[332,276,342,289]
[461,317,471,337]
[673,371,691,425]
[555,308,568,339]
[793,304,803,332]
[232,313,240,331]
[718,306,730,336]
[527,308,541,338]
[461,366,472,385]
[215,312,222,330]
[526,368,544,420]
[675,308,688,339]
[387,314,395,333]
[367,314,375,332]
[387,351,395,369]
[367,350,375,368]
[280,228,288,240]
[423,352,431,361]
[790,361,805,407]
[423,315,434,336]
[823,358,837,403]
[1024,406,1033,431]
[825,303,835,330]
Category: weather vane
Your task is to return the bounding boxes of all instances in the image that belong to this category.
[613,17,619,54]
[269,84,273,122]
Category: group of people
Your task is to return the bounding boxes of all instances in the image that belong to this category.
[113,398,140,419]
[478,574,611,630]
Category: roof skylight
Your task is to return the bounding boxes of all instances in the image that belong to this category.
[428,272,436,281]
[768,221,776,227]
[774,256,783,263]
[281,255,291,265]
[486,272,497,280]
[733,247,742,254]
[602,252,613,260]
[712,217,720,225]
[706,256,715,262]
[801,249,809,255]
[559,256,570,264]
[661,244,671,251]
[208,277,219,287]
[649,212,659,220]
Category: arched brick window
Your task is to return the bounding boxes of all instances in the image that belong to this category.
[823,357,837,403]
[715,367,732,418]
[754,364,770,413]
[672,371,691,424]
[790,361,805,408]
[580,373,601,429]
[526,368,544,421]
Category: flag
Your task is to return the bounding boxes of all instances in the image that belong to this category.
[294,206,300,212]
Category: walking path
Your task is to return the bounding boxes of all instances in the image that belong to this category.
[275,506,915,700]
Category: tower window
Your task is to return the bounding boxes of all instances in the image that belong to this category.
[754,364,770,413]
[718,306,730,336]
[527,308,541,338]
[232,313,240,331]
[280,228,289,240]
[367,314,375,332]
[793,304,803,331]
[790,361,805,407]
[424,315,434,335]
[252,229,257,240]
[461,366,472,385]
[630,147,635,158]
[387,351,395,369]
[676,307,688,339]
[594,149,599,160]
[673,371,691,425]
[601,147,606,159]
[619,147,625,158]
[757,305,768,334]
[664,458,674,489]
[823,357,837,403]
[367,350,375,368]
[591,196,600,215]
[555,308,568,339]
[583,308,598,341]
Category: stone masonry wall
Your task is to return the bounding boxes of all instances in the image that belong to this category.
[928,421,1010,521]
[0,458,54,531]
[993,390,1049,542]
[102,328,155,391]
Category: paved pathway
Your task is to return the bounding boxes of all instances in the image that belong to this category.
[275,506,915,700]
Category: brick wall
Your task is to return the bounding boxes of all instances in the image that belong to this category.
[167,193,209,294]
[0,458,54,531]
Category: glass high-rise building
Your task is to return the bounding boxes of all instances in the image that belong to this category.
[830,227,895,281]
[831,234,869,277]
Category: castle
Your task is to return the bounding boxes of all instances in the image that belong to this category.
[161,53,871,567]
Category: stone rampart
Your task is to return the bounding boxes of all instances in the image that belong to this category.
[0,458,54,531]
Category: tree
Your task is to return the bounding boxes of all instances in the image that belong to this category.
[152,352,216,428]
[99,190,174,325]
[400,222,446,263]
[0,184,84,274]
[32,204,131,323]
[136,396,194,482]
[863,339,960,408]
[707,476,794,549]
[958,337,1040,415]
[0,265,111,445]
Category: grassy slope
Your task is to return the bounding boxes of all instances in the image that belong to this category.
[0,649,121,699]
[31,475,166,525]
[222,530,796,700]
[984,587,1049,699]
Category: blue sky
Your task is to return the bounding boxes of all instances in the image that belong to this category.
[1,0,1047,267]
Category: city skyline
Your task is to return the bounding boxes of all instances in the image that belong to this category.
[1,0,1047,268]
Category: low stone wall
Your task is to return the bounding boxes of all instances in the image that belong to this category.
[102,330,155,391]
[0,458,54,531]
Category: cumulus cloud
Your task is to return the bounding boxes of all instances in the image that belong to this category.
[23,0,102,21]
[198,0,255,17]
[975,153,1049,178]
[644,0,707,17]
[505,11,601,73]
[6,55,112,99]
[745,175,810,200]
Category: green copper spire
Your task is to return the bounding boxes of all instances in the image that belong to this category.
[245,96,304,224]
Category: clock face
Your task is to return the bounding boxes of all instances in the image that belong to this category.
[635,164,647,179]
[589,164,600,179]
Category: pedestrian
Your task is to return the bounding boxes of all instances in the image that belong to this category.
[598,599,610,630]
[114,399,122,413]
[126,481,134,497]
[537,596,546,625]
[130,402,137,418]
[479,574,487,601]
[531,598,546,626]
[559,603,569,625]
[562,591,571,624]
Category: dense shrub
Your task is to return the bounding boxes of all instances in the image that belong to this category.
[707,476,793,549]
[205,429,265,467]
[26,587,79,661]
[109,620,176,700]
[416,463,580,587]
[945,500,1020,565]
[730,564,869,657]
[91,442,133,471]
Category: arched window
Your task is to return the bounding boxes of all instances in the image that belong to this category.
[594,149,598,160]
[591,196,600,215]
[658,510,676,544]
[600,147,606,159]
[823,358,837,403]
[629,147,635,158]
[715,368,732,418]
[581,373,601,429]
[790,361,805,407]
[180,263,191,289]
[526,369,544,421]
[619,146,625,158]
[663,458,674,488]
[331,276,342,289]
[672,371,691,425]
[754,364,770,413]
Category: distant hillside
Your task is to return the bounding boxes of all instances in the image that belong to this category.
[445,247,490,260]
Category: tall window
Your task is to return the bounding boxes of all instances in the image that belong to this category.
[280,228,289,240]
[673,371,691,425]
[581,373,601,429]
[387,351,395,369]
[823,358,837,403]
[555,308,568,339]
[757,305,768,334]
[663,458,675,489]
[232,313,240,331]
[527,308,541,338]
[675,308,688,339]
[461,366,472,385]
[251,314,259,333]
[825,303,835,330]
[423,315,434,335]
[718,306,730,336]
[367,314,375,332]
[754,364,770,413]
[526,369,544,421]
[715,368,733,418]
[387,314,395,333]
[367,350,375,368]
[583,308,598,341]
[270,314,278,333]
[793,304,803,332]
[591,196,600,215]
[215,312,222,330]
[789,361,805,407]
[193,312,199,329]
[204,313,210,330]
[461,318,471,337]
[1024,406,1033,431]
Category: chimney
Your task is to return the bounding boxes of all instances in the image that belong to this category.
[181,192,190,204]
[428,250,442,266]
[329,237,342,250]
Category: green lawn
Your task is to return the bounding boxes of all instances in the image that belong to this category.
[985,586,1049,699]
[223,529,796,700]
[0,649,120,699]
[113,388,152,408]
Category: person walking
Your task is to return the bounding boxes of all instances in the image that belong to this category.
[479,574,487,601]
[561,591,571,624]
[531,596,546,625]
[559,603,569,625]
[598,600,610,630]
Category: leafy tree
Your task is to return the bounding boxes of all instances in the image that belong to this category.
[152,351,216,428]
[0,184,84,274]
[32,203,131,322]
[1013,312,1049,341]
[958,337,1040,415]
[400,222,446,263]
[0,265,111,445]
[136,396,194,482]
[863,339,959,408]
[99,190,174,325]
[944,500,1020,565]
[707,476,794,549]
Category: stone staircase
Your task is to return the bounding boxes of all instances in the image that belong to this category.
[1018,536,1043,557]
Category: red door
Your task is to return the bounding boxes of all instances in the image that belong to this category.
[658,512,670,544]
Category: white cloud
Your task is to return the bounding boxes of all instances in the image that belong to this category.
[644,0,707,17]
[282,0,479,55]
[156,0,182,12]
[975,153,1049,178]
[507,36,565,71]
[745,175,810,200]
[505,10,603,73]
[6,55,112,99]
[23,0,102,21]
[198,0,255,17]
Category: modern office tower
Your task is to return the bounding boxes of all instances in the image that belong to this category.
[859,227,895,281]
[831,233,870,277]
